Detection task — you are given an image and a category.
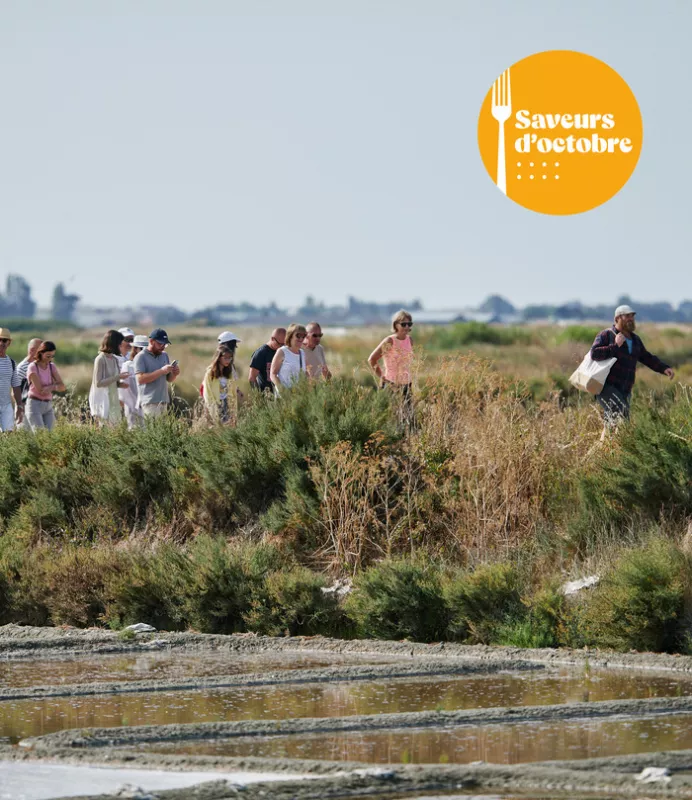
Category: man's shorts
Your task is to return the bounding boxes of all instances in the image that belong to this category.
[0,404,14,432]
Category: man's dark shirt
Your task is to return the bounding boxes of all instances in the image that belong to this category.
[249,344,276,391]
[590,325,670,396]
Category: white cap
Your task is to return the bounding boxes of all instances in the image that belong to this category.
[218,330,242,344]
[119,327,136,338]
[614,305,636,318]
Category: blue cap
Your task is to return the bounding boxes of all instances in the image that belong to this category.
[149,328,171,344]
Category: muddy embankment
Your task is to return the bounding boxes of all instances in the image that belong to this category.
[6,624,692,799]
[5,622,692,672]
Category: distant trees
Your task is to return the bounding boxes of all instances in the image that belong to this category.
[479,295,516,316]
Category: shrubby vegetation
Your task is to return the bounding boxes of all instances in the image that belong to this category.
[1,354,692,654]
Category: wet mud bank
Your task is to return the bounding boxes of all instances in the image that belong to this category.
[7,625,692,798]
[0,659,543,701]
[20,695,692,750]
[36,760,692,800]
[5,623,692,674]
[7,745,692,800]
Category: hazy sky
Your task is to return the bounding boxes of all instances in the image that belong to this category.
[1,0,690,311]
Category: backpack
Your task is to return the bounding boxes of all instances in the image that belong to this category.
[14,359,31,404]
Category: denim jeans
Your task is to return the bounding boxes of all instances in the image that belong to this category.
[25,398,56,431]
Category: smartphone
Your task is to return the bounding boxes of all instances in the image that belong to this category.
[171,359,179,367]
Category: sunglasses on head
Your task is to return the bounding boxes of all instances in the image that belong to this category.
[399,322,413,328]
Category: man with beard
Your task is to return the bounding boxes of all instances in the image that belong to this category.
[591,304,674,428]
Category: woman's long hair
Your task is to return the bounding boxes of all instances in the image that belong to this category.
[208,346,234,380]
[100,329,124,355]
[36,341,57,363]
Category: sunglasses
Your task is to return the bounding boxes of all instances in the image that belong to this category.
[0,338,9,344]
[296,333,307,339]
[124,337,134,343]
[310,333,323,338]
[399,322,413,328]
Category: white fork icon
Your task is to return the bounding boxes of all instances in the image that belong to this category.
[491,68,512,195]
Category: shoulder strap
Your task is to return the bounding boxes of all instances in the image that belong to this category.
[10,358,15,371]
[299,349,303,370]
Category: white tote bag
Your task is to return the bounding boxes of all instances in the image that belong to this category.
[88,384,110,419]
[569,352,617,395]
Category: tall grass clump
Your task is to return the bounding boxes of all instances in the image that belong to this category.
[413,357,597,559]
[308,439,426,572]
[345,559,448,642]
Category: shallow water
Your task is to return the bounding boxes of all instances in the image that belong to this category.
[0,650,396,689]
[3,668,690,743]
[151,712,692,764]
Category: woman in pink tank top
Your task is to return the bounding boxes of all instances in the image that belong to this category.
[368,309,415,425]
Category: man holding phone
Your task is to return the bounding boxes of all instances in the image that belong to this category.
[134,328,180,418]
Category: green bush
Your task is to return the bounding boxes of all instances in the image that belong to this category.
[0,570,10,625]
[575,540,687,653]
[43,547,125,627]
[577,394,692,536]
[345,559,448,642]
[445,563,524,644]
[245,566,343,637]
[183,537,284,634]
[190,378,399,533]
[0,541,51,626]
[495,584,566,648]
[554,326,599,345]
[426,322,534,350]
[103,546,191,631]
[1,318,81,334]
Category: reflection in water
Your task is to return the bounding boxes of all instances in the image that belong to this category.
[0,651,396,689]
[2,668,691,743]
[153,713,692,764]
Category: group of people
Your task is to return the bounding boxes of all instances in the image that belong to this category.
[0,309,416,433]
[88,327,180,429]
[0,303,670,434]
[201,311,414,424]
[0,331,65,432]
[0,326,182,432]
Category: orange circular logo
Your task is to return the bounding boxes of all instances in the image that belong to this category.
[477,50,643,215]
